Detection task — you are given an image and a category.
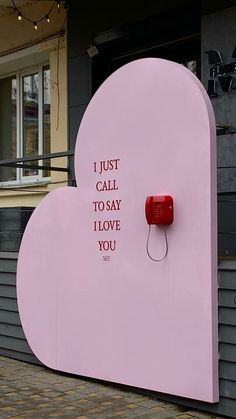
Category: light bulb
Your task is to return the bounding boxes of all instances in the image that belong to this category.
[18,12,22,21]
[57,0,60,8]
[33,21,38,30]
[46,15,50,23]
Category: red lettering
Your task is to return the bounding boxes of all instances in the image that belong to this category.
[113,158,120,170]
[116,220,121,230]
[110,240,116,251]
[98,240,116,252]
[97,159,120,175]
[98,241,103,251]
[96,180,118,192]
[106,199,121,211]
[96,181,102,191]
[94,220,121,232]
[93,201,105,211]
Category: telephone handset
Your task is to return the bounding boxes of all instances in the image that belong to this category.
[145,195,174,225]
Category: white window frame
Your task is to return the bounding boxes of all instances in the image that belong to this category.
[0,63,50,186]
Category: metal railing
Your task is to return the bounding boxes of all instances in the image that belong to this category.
[0,151,74,173]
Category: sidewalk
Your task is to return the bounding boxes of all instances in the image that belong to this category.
[0,356,226,419]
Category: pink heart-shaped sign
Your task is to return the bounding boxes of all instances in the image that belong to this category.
[17,58,218,402]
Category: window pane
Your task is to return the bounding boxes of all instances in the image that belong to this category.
[0,76,17,182]
[43,67,50,177]
[23,73,38,176]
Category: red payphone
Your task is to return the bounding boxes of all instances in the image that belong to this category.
[145,195,174,225]
[145,195,173,262]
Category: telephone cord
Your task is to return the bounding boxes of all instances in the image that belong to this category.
[146,225,168,262]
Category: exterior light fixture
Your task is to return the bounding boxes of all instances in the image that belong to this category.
[11,0,63,30]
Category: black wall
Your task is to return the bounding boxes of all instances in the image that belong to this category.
[67,0,200,183]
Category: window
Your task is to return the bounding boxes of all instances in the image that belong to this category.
[0,65,51,184]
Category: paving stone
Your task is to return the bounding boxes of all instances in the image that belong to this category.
[185,413,217,419]
[41,389,64,398]
[136,398,167,408]
[84,394,116,404]
[8,416,25,419]
[52,383,80,391]
[71,398,98,409]
[0,356,227,419]
[76,416,93,419]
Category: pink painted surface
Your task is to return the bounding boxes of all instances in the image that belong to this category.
[17,58,218,402]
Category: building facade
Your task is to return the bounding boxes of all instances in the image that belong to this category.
[0,0,68,361]
[1,0,236,416]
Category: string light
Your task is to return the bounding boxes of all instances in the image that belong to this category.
[11,0,64,30]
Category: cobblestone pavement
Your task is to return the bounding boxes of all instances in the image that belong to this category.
[0,356,227,419]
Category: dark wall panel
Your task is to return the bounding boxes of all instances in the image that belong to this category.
[0,255,40,364]
[68,54,92,107]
